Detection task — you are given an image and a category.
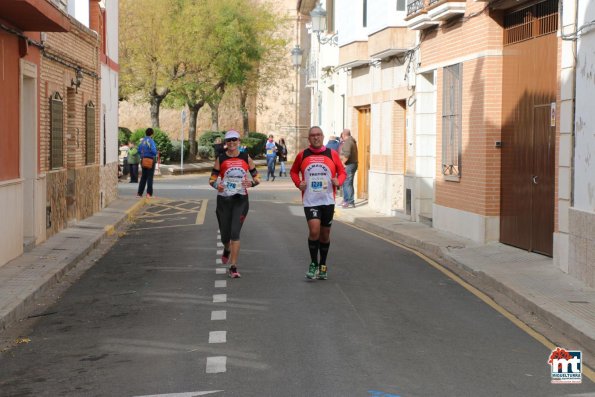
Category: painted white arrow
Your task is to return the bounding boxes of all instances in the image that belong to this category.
[133,391,223,397]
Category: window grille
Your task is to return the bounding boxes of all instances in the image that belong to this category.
[50,92,64,169]
[86,102,96,165]
[442,64,462,177]
[363,0,367,28]
[504,0,558,45]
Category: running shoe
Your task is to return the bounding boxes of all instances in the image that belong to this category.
[228,265,241,278]
[305,262,318,279]
[221,254,229,265]
[317,265,328,280]
[146,193,152,199]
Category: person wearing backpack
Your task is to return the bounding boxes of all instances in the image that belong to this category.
[137,128,158,198]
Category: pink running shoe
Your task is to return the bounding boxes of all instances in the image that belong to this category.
[221,254,229,264]
[228,265,241,278]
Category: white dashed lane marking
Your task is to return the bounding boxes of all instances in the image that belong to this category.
[206,356,227,373]
[209,331,227,344]
[211,310,226,321]
[213,294,227,303]
[216,268,226,275]
[215,280,227,288]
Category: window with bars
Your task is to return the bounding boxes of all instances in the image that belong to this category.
[442,64,462,178]
[504,0,558,45]
[50,92,64,169]
[86,102,96,165]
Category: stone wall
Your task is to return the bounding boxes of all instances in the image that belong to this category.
[46,170,67,238]
[71,165,100,220]
[100,161,119,208]
[119,92,256,140]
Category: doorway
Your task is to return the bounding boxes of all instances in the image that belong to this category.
[20,63,37,249]
[357,106,370,200]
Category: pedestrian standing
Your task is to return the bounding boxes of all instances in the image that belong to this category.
[127,141,140,183]
[209,130,261,278]
[340,129,358,208]
[326,135,340,152]
[265,134,278,181]
[137,128,158,198]
[290,126,346,280]
[277,138,288,177]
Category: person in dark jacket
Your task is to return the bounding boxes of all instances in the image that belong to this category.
[277,138,288,177]
[137,128,158,198]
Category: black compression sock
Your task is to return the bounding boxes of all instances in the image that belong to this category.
[308,239,319,264]
[319,241,330,266]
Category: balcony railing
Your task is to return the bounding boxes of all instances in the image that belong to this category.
[407,0,425,16]
[428,0,441,5]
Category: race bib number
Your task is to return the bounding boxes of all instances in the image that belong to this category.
[224,176,243,194]
[309,176,327,193]
[266,149,274,155]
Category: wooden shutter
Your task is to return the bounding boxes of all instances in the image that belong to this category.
[86,102,96,164]
[50,92,64,169]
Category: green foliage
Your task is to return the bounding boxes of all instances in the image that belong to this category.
[198,131,226,146]
[169,140,190,162]
[248,132,267,157]
[130,128,173,161]
[118,127,132,146]
[197,145,215,159]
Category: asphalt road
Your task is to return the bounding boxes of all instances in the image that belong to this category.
[0,175,593,396]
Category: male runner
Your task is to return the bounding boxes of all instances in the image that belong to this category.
[290,126,346,280]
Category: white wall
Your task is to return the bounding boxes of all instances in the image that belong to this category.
[336,0,368,46]
[101,0,119,165]
[368,0,408,34]
[68,0,90,27]
[574,0,595,212]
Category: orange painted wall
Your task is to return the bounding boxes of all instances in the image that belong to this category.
[0,29,20,181]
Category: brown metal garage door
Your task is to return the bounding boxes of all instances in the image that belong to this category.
[500,0,558,256]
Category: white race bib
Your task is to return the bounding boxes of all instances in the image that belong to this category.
[224,176,243,194]
[309,176,327,193]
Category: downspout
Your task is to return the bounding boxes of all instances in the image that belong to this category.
[561,0,579,207]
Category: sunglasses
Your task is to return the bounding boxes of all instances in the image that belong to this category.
[225,137,239,142]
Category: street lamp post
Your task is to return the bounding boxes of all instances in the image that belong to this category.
[291,44,303,152]
[310,2,337,46]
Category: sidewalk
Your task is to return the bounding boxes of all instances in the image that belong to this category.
[1,193,594,370]
[334,202,595,363]
[0,197,145,331]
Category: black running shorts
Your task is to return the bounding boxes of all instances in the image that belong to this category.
[304,204,335,227]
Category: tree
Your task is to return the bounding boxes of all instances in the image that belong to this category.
[233,2,290,134]
[119,0,184,127]
[167,0,271,158]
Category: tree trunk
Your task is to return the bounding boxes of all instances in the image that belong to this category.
[149,87,169,128]
[210,104,219,131]
[240,89,249,136]
[188,101,205,161]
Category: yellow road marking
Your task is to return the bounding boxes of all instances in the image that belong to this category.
[131,223,201,231]
[343,222,595,383]
[196,199,208,225]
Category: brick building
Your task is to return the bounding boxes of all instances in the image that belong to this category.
[0,0,117,268]
[41,4,102,237]
[0,0,69,267]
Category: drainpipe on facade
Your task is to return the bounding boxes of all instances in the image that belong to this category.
[561,0,578,207]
